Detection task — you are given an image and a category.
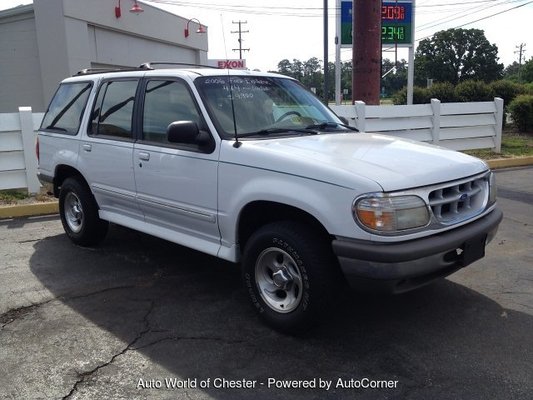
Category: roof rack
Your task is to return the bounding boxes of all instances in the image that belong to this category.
[139,62,219,70]
[74,62,219,76]
[74,66,150,76]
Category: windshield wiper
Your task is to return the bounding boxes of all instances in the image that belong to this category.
[238,127,319,138]
[305,121,358,131]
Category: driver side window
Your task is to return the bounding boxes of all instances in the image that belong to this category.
[142,80,205,144]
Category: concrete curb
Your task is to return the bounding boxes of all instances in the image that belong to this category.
[0,202,58,219]
[486,156,533,170]
[0,157,531,220]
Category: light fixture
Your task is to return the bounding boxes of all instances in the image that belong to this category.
[184,18,206,38]
[115,0,144,18]
[129,0,144,14]
[115,0,122,18]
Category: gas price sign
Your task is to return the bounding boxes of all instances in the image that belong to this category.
[381,1,413,45]
[341,0,414,47]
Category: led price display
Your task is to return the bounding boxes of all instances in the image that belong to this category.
[341,1,413,47]
[382,5,405,20]
[381,2,412,45]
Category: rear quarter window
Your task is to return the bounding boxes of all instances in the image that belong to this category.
[40,82,92,135]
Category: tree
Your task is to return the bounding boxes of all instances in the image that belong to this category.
[503,61,522,81]
[415,28,503,85]
[382,59,408,96]
[521,58,533,83]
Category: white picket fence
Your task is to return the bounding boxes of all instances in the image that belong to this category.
[331,98,503,152]
[0,108,44,193]
[0,99,503,193]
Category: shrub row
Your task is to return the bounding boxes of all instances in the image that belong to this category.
[392,80,530,105]
[392,80,533,131]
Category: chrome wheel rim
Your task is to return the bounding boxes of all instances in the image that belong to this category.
[64,192,84,233]
[255,247,303,313]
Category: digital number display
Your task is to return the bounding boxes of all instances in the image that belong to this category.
[382,6,405,21]
[340,1,413,47]
[382,26,405,41]
[381,2,412,45]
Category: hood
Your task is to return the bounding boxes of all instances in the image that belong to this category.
[221,133,489,192]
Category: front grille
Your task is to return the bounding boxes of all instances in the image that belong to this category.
[429,176,489,225]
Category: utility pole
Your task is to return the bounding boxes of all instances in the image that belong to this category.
[231,21,250,59]
[352,0,381,105]
[323,0,329,104]
[515,43,526,65]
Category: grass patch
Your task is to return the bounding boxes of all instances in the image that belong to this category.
[0,190,29,205]
[0,184,55,206]
[463,132,533,160]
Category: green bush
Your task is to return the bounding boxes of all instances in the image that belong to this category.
[509,94,533,132]
[523,82,533,95]
[455,80,493,102]
[489,80,523,106]
[392,86,430,105]
[428,82,457,102]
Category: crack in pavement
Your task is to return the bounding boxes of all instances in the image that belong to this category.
[0,300,54,329]
[62,300,156,400]
[132,335,249,352]
[0,285,140,329]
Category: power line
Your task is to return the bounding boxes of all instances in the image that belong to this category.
[417,0,523,31]
[416,0,533,42]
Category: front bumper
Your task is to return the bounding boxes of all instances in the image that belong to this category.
[332,208,503,293]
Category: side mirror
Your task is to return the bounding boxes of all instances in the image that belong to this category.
[167,121,200,144]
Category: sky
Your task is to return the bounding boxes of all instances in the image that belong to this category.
[1,0,531,72]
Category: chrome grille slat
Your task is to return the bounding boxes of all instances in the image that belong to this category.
[428,176,488,225]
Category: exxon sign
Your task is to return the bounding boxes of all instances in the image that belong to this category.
[209,59,247,70]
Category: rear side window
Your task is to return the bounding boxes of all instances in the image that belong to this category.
[40,82,92,135]
[89,80,138,140]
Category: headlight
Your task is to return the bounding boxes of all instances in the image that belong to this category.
[488,171,497,205]
[354,195,430,233]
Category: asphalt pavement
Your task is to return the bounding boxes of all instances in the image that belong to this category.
[0,167,532,400]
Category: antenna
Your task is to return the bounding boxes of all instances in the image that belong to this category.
[220,14,241,148]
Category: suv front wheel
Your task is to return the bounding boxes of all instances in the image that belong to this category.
[59,177,109,246]
[242,221,339,334]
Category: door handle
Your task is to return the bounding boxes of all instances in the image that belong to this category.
[138,152,150,161]
[82,144,92,152]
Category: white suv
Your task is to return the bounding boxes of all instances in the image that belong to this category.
[37,64,502,333]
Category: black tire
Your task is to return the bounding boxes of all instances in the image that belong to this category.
[242,221,340,334]
[59,177,108,246]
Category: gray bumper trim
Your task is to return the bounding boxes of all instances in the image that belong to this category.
[332,208,502,290]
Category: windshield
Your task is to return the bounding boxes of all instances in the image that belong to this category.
[195,75,345,138]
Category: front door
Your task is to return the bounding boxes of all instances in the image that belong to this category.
[133,78,220,255]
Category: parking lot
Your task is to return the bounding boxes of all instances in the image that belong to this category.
[0,166,532,400]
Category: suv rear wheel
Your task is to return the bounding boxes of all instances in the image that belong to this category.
[242,221,339,334]
[59,177,108,246]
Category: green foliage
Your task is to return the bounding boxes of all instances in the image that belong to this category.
[415,28,503,85]
[381,59,408,97]
[489,80,523,106]
[521,58,533,83]
[392,86,430,105]
[524,82,533,95]
[428,82,457,102]
[455,81,493,102]
[0,190,28,204]
[509,95,533,132]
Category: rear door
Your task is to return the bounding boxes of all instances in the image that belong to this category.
[78,78,143,220]
[133,78,220,255]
